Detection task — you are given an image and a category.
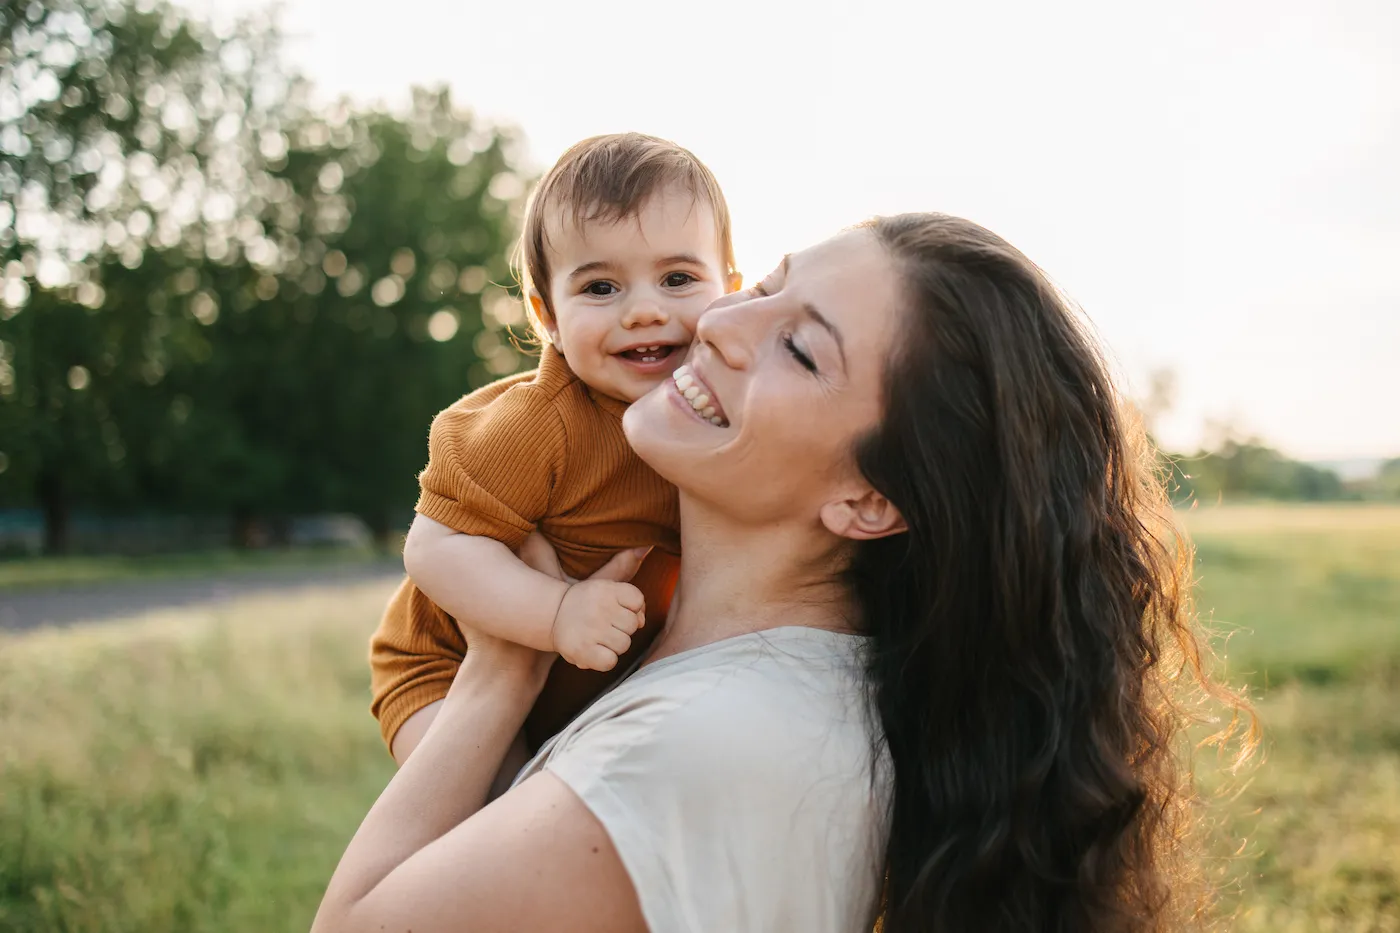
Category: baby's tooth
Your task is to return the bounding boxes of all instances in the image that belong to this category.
[701,406,715,418]
[691,394,709,409]
[683,386,700,400]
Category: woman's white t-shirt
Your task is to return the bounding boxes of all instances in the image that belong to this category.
[513,626,892,933]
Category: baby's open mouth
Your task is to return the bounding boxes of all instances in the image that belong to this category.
[618,344,680,364]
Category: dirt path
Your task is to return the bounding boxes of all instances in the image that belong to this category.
[0,560,405,632]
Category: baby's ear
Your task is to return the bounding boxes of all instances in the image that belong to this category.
[528,292,560,344]
[726,270,743,294]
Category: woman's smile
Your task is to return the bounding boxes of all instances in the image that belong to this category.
[668,362,729,427]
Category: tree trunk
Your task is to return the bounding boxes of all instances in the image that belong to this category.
[268,514,292,547]
[37,467,71,555]
[363,510,394,552]
[232,506,257,549]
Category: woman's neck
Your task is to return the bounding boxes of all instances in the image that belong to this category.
[646,496,858,663]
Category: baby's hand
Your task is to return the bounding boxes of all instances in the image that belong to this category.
[551,578,646,671]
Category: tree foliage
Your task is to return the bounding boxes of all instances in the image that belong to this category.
[1164,438,1347,505]
[1,0,531,551]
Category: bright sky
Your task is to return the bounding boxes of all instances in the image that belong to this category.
[206,0,1399,459]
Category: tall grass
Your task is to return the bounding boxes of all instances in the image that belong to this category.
[0,505,1397,931]
[1184,504,1400,932]
[0,585,396,933]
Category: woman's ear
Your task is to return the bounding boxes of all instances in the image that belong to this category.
[819,489,907,541]
[528,292,561,346]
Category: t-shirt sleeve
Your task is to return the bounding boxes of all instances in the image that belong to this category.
[538,693,866,933]
[541,700,725,933]
[416,385,567,550]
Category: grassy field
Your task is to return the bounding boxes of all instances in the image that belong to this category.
[0,584,399,933]
[1186,504,1400,932]
[1,504,1397,932]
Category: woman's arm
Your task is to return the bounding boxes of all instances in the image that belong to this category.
[313,547,651,933]
[313,652,646,933]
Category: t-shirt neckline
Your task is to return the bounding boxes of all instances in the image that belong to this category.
[629,625,866,682]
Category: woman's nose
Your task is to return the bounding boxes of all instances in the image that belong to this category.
[621,296,668,329]
[695,294,758,370]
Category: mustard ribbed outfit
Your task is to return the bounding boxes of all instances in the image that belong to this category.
[369,345,681,748]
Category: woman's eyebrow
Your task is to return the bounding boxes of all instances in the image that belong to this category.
[783,254,847,370]
[804,302,847,370]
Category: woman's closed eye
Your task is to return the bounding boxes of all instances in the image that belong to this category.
[783,334,817,373]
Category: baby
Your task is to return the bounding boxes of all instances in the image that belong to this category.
[369,133,739,758]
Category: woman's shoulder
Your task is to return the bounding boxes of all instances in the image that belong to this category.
[528,628,882,790]
[516,629,891,933]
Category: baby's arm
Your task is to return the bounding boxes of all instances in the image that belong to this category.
[403,515,647,671]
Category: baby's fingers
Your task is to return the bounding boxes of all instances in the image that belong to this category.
[598,626,632,658]
[614,582,645,615]
[578,644,621,672]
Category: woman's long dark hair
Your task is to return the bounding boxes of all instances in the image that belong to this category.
[851,214,1253,932]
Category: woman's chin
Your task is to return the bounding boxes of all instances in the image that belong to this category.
[624,383,702,479]
[622,386,668,454]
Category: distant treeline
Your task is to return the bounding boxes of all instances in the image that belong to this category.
[1162,441,1400,505]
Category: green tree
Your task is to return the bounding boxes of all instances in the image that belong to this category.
[1169,436,1347,504]
[163,86,530,545]
[2,3,531,554]
[0,0,288,551]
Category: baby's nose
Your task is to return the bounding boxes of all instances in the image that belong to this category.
[622,298,668,326]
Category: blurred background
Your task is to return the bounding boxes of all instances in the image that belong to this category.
[1,0,1396,931]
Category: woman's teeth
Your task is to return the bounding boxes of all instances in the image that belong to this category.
[673,365,725,426]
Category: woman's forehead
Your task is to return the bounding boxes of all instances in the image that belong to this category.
[789,229,901,346]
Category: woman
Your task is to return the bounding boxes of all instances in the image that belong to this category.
[313,213,1249,932]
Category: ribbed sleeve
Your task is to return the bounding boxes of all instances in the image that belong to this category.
[368,577,465,748]
[416,384,567,551]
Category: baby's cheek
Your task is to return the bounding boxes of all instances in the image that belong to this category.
[679,292,722,335]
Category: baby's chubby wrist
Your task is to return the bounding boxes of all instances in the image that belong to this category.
[550,577,645,672]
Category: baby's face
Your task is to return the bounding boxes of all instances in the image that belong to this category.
[537,186,733,403]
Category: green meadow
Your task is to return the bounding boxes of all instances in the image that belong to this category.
[2,504,1397,932]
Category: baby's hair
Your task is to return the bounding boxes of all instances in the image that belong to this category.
[514,133,736,344]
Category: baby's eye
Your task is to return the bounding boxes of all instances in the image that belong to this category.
[584,281,618,296]
[663,272,696,288]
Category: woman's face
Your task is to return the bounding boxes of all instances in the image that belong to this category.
[624,227,904,528]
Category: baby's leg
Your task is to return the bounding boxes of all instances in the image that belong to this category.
[486,730,532,803]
